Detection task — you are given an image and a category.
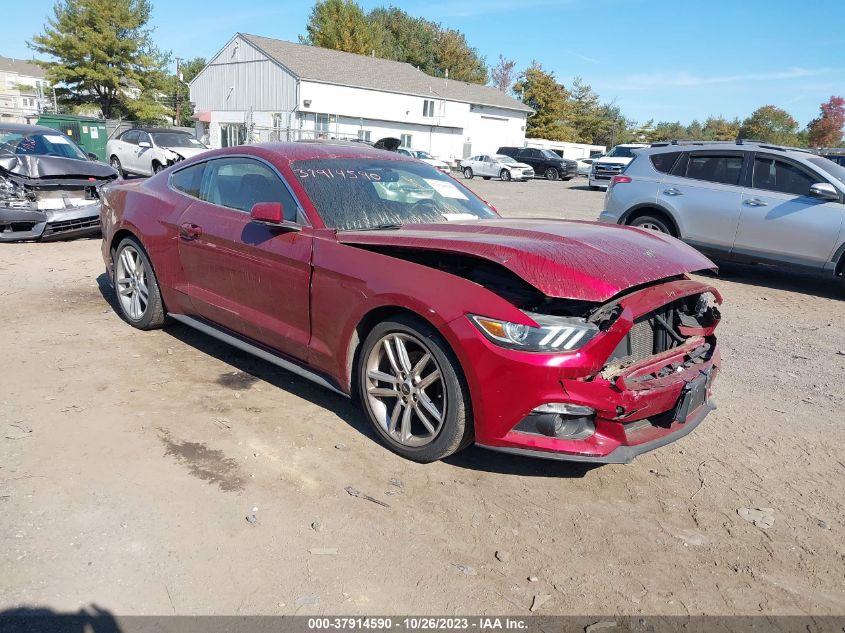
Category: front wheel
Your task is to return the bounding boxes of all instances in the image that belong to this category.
[357,316,473,463]
[500,169,511,181]
[545,167,559,181]
[462,167,473,179]
[113,237,165,330]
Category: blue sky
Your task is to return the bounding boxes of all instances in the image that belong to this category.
[4,0,844,126]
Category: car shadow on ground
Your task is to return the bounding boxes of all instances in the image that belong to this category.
[0,605,121,633]
[703,262,842,300]
[96,273,595,478]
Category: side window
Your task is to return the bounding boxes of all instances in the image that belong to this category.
[650,151,681,174]
[170,162,205,199]
[137,132,151,146]
[685,153,743,186]
[752,156,821,196]
[200,158,298,220]
[122,130,138,145]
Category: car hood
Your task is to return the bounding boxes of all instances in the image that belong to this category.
[505,162,532,170]
[421,158,449,168]
[161,146,207,159]
[0,154,117,180]
[337,218,715,302]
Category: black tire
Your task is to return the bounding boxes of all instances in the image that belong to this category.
[110,155,126,179]
[545,167,559,181]
[152,161,164,174]
[500,169,511,181]
[112,237,166,330]
[357,315,473,463]
[629,213,674,235]
[462,167,473,179]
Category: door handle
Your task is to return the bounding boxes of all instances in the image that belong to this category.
[179,222,202,240]
[743,198,768,207]
[663,188,683,196]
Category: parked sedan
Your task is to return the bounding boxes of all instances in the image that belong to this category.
[101,142,722,464]
[397,148,451,173]
[576,158,595,176]
[107,128,208,177]
[461,154,534,181]
[1,123,117,242]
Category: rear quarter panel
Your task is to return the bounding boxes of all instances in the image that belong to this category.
[101,177,193,314]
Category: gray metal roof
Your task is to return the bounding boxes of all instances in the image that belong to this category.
[0,56,46,78]
[240,34,532,114]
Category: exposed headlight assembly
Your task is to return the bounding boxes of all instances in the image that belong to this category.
[470,312,599,352]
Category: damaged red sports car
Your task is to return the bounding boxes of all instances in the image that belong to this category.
[100,142,722,464]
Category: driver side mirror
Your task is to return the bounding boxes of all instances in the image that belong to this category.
[250,202,301,232]
[138,141,151,148]
[809,182,839,202]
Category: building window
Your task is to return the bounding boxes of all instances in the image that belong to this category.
[357,130,371,142]
[400,134,412,148]
[316,113,330,132]
[423,99,435,117]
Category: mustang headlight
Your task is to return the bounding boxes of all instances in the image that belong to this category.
[470,312,599,352]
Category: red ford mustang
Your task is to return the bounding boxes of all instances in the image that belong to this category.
[100,142,721,464]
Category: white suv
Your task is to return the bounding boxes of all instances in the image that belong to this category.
[589,143,649,190]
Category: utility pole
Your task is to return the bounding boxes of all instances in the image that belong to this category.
[175,57,183,126]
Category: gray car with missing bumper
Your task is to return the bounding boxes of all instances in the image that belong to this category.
[0,123,118,242]
[599,140,845,289]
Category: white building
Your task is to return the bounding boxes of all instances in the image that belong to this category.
[0,56,52,123]
[189,34,532,163]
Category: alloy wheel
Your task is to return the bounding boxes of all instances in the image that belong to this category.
[545,167,559,181]
[115,245,149,321]
[463,167,473,179]
[500,169,511,181]
[364,332,447,447]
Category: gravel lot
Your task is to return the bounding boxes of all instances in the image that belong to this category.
[1,176,844,616]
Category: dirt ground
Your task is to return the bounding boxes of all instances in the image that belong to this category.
[1,178,844,616]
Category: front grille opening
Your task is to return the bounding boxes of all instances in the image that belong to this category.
[607,294,718,366]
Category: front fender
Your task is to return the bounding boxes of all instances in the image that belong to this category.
[308,233,532,392]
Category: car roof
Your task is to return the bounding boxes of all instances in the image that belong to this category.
[122,127,192,135]
[0,123,68,135]
[643,140,813,159]
[187,141,418,163]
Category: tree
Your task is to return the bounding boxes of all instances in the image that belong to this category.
[302,0,374,55]
[490,55,516,93]
[568,77,608,144]
[513,62,575,141]
[807,96,845,147]
[701,116,740,141]
[167,56,206,127]
[302,2,488,84]
[739,105,800,145]
[31,0,169,120]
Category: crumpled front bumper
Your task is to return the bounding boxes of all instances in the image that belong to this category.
[446,278,722,464]
[0,202,102,243]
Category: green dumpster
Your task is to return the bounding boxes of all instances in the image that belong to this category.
[36,114,109,162]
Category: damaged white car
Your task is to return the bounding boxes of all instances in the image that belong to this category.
[1,124,118,242]
[106,128,208,177]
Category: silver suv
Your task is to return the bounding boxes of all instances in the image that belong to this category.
[599,141,845,288]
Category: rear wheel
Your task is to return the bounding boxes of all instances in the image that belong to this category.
[629,213,674,235]
[462,167,473,179]
[545,167,559,181]
[113,237,165,330]
[500,169,511,181]
[110,156,126,178]
[152,161,164,174]
[357,316,472,463]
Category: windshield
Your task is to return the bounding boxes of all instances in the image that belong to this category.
[493,154,517,164]
[412,150,434,160]
[606,146,639,158]
[541,150,562,159]
[292,158,498,230]
[0,130,88,160]
[151,133,203,148]
[808,157,845,186]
